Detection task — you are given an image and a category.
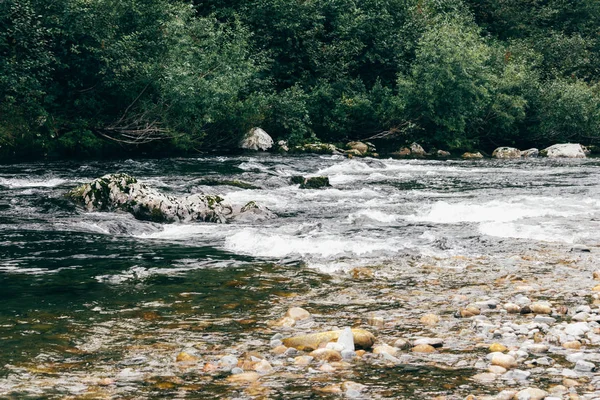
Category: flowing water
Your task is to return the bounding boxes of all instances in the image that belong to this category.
[1,155,600,398]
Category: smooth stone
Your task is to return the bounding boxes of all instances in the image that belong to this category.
[239,127,273,151]
[341,350,356,360]
[514,387,548,400]
[572,312,590,321]
[325,342,345,352]
[533,315,556,324]
[282,329,375,351]
[219,355,239,370]
[231,367,244,374]
[270,339,283,347]
[286,307,311,321]
[346,141,369,155]
[437,150,451,157]
[410,142,426,156]
[571,244,591,253]
[412,344,436,353]
[593,270,600,280]
[521,148,539,158]
[373,344,399,357]
[367,315,385,328]
[272,345,287,355]
[341,381,366,393]
[309,349,342,362]
[318,363,336,373]
[496,390,518,400]
[491,353,517,369]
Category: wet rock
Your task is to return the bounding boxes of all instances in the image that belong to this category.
[318,363,336,372]
[420,313,440,326]
[342,381,366,398]
[277,140,289,152]
[462,152,484,159]
[492,147,521,159]
[68,174,273,223]
[524,344,548,354]
[282,329,375,351]
[565,322,590,337]
[290,176,331,189]
[219,355,239,371]
[309,349,343,362]
[239,127,273,151]
[436,150,451,157]
[286,307,311,321]
[503,369,530,381]
[521,148,539,158]
[514,387,548,400]
[412,344,436,353]
[541,143,587,158]
[488,365,507,374]
[490,353,517,369]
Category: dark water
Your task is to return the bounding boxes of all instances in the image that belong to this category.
[1,155,600,398]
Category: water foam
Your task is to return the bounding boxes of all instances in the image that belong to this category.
[0,177,67,188]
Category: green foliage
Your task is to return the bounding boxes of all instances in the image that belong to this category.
[2,0,600,158]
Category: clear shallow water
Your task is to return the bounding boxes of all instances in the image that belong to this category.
[1,155,600,398]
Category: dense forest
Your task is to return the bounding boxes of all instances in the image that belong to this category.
[1,0,600,158]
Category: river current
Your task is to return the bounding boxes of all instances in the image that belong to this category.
[1,155,599,398]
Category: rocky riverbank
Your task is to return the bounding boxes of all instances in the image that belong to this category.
[3,242,600,399]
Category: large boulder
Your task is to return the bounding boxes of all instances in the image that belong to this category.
[346,141,369,155]
[239,128,273,151]
[68,173,273,223]
[541,143,587,158]
[282,329,375,351]
[492,147,521,159]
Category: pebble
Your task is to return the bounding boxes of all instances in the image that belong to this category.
[513,387,548,400]
[529,302,552,314]
[489,343,508,353]
[412,344,436,353]
[524,344,548,354]
[490,353,517,369]
[218,355,238,370]
[226,372,260,384]
[253,360,273,374]
[472,372,496,383]
[271,345,287,355]
[372,344,398,357]
[318,363,336,373]
[294,356,313,366]
[502,369,530,381]
[504,303,521,313]
[488,365,507,374]
[459,306,481,318]
[393,338,410,349]
[286,307,311,321]
[367,315,385,329]
[593,270,600,280]
[337,327,355,351]
[574,359,596,372]
[565,322,590,336]
[563,340,582,350]
[413,337,444,348]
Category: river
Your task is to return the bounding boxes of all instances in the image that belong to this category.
[1,155,599,398]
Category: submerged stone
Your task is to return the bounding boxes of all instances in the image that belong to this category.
[290,176,331,189]
[282,329,375,351]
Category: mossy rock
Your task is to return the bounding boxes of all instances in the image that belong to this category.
[197,179,260,190]
[290,176,331,189]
